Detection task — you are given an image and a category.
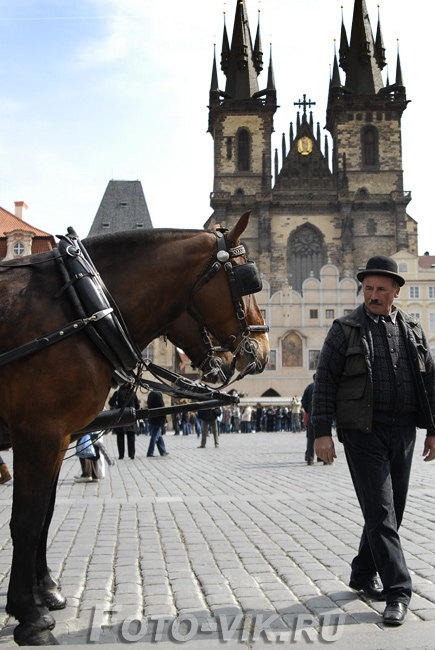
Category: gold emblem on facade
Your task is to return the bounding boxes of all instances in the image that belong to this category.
[297,136,313,156]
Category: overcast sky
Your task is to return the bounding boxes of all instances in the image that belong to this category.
[0,0,432,252]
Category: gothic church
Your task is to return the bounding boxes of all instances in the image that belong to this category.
[204,0,419,397]
[205,0,416,292]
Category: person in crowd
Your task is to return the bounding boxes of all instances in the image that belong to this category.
[198,407,221,448]
[266,406,275,432]
[146,390,169,457]
[231,405,241,433]
[301,375,323,465]
[0,456,11,484]
[290,396,302,432]
[108,383,139,459]
[312,255,435,626]
[275,406,283,431]
[241,405,252,433]
[222,406,232,433]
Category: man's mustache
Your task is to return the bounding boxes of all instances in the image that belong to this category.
[368,299,383,305]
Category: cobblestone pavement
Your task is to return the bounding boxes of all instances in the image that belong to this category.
[0,428,434,648]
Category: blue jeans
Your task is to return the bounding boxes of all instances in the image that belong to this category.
[147,423,167,457]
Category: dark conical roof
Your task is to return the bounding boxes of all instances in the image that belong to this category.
[88,180,153,237]
[344,0,384,94]
[223,0,259,100]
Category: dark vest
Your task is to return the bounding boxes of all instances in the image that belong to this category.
[335,305,433,433]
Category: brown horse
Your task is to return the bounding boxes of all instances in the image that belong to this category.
[0,212,268,645]
[165,310,234,384]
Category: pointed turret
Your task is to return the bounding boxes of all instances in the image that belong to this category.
[253,10,263,74]
[339,9,349,73]
[223,0,259,100]
[343,0,384,94]
[209,45,220,106]
[374,6,387,70]
[221,14,230,74]
[265,44,277,106]
[395,48,404,87]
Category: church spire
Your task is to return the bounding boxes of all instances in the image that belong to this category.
[253,10,263,74]
[374,5,387,70]
[223,0,260,100]
[395,44,404,86]
[209,45,220,106]
[343,0,384,94]
[339,7,349,73]
[221,13,230,74]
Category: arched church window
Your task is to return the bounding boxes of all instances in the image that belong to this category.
[282,331,303,367]
[362,126,378,166]
[287,224,326,293]
[237,129,250,171]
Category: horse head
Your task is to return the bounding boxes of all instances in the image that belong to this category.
[165,311,234,384]
[187,212,269,377]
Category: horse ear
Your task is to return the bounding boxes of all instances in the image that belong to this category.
[226,211,251,243]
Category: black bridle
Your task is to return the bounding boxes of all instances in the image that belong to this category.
[189,230,269,385]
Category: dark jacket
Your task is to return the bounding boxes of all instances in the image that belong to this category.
[147,391,166,427]
[301,382,314,427]
[108,385,140,433]
[312,304,435,437]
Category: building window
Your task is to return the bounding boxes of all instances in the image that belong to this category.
[408,286,420,299]
[409,312,421,321]
[308,350,320,370]
[398,262,408,273]
[362,126,378,166]
[237,129,250,171]
[287,223,326,293]
[266,349,277,371]
[325,309,334,319]
[226,137,233,160]
[260,309,266,320]
[310,309,318,319]
[343,309,354,315]
[13,242,25,256]
[429,313,435,332]
[282,331,303,367]
[431,348,435,361]
[428,286,435,299]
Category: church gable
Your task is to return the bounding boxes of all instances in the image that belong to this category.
[274,112,334,192]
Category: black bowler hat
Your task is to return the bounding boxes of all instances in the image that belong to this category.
[356,255,405,286]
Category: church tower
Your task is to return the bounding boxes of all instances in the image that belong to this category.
[208,1,277,228]
[327,0,416,271]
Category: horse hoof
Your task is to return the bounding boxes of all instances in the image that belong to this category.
[14,623,58,646]
[43,589,67,611]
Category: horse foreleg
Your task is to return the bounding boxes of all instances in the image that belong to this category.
[36,474,67,611]
[6,442,62,646]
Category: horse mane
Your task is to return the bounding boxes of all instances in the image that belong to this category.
[83,227,207,248]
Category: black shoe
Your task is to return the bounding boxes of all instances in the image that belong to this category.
[383,602,407,625]
[349,576,385,600]
[161,452,169,456]
[307,459,314,465]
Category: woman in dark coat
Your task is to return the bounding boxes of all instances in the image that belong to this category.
[108,384,139,459]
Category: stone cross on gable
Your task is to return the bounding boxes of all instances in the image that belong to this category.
[293,94,316,115]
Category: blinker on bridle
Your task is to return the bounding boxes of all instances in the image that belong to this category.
[189,230,268,385]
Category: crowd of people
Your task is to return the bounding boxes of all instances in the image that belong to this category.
[169,399,306,436]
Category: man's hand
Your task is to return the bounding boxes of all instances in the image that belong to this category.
[314,436,337,464]
[423,435,435,462]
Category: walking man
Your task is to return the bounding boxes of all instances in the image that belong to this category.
[146,390,169,458]
[312,256,435,626]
